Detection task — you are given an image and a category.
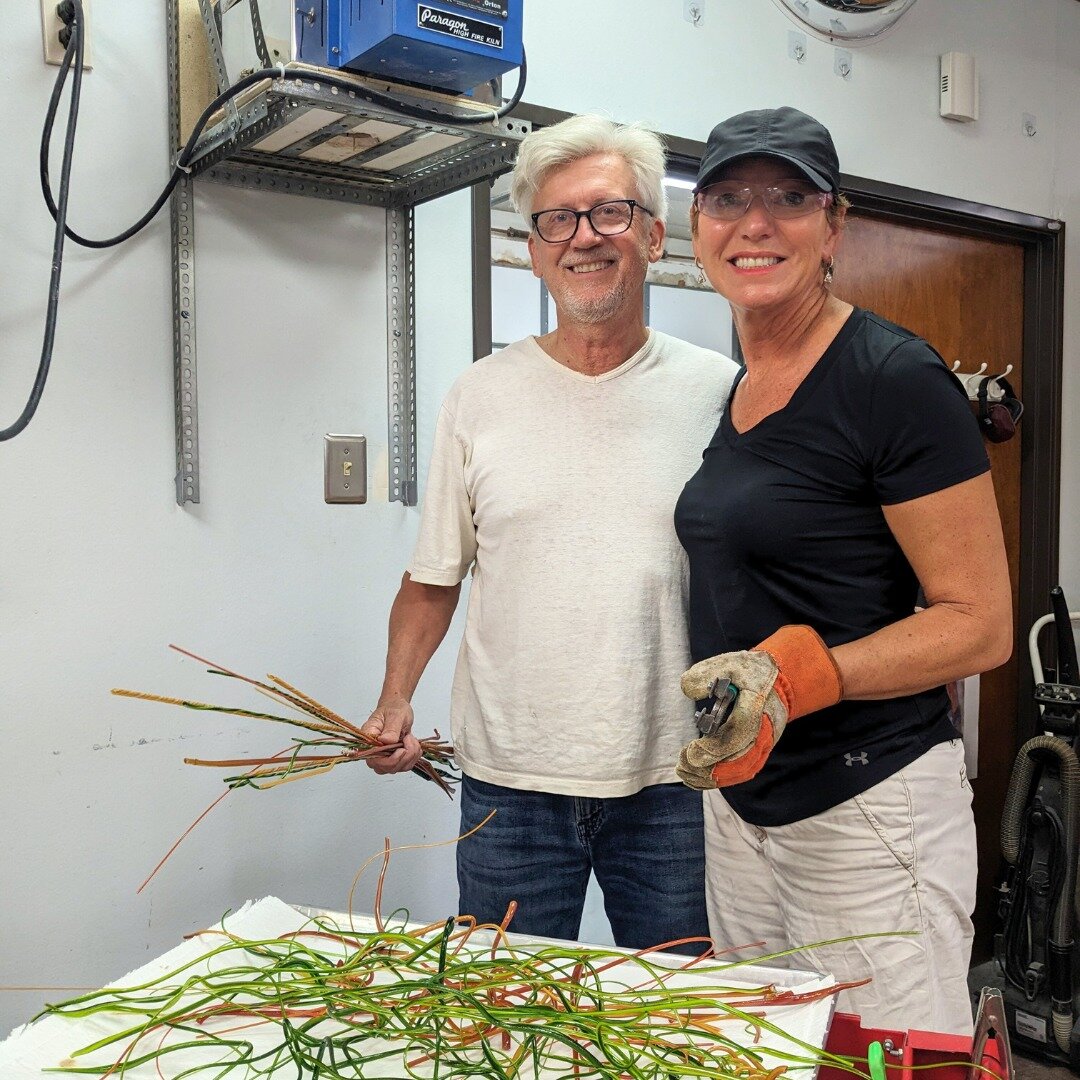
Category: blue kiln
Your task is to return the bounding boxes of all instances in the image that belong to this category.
[296,1,524,94]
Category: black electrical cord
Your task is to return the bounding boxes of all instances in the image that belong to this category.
[0,8,83,442]
[9,1,526,441]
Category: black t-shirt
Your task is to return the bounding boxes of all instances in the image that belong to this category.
[674,308,990,826]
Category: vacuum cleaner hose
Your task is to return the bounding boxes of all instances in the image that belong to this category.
[1001,735,1080,1052]
[1001,739,1040,866]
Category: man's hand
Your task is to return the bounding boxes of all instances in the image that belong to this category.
[361,695,424,774]
[363,575,460,777]
[676,625,843,789]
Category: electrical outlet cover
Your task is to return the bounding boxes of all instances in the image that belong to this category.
[42,0,93,69]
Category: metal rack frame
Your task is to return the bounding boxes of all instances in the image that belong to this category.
[166,0,528,504]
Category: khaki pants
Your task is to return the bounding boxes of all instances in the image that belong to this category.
[703,741,977,1035]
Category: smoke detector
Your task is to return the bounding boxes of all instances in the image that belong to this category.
[771,0,918,45]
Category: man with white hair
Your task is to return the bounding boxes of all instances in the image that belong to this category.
[362,114,737,951]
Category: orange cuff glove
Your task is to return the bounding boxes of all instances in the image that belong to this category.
[676,625,844,790]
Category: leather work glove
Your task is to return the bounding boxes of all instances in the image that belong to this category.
[677,625,844,790]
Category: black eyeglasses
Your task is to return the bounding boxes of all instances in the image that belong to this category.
[694,181,832,221]
[530,199,653,243]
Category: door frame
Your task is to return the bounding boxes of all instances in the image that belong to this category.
[474,103,1065,745]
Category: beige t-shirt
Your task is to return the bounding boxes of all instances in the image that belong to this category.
[409,331,738,797]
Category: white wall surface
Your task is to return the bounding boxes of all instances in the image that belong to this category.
[1,0,1079,1038]
[0,1,473,1034]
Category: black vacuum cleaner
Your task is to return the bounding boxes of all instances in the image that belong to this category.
[970,586,1080,1069]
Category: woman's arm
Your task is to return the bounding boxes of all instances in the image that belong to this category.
[832,470,1012,699]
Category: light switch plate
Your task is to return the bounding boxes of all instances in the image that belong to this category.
[324,435,367,504]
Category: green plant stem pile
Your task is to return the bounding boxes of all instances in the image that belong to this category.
[38,913,867,1080]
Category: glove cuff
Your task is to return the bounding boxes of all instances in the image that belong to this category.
[753,625,844,720]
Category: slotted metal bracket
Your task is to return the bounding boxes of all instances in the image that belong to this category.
[166,3,525,504]
[168,0,200,504]
[386,207,417,506]
[216,0,273,66]
[197,0,239,130]
[171,180,200,505]
[247,0,272,67]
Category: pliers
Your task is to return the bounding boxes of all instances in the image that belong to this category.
[695,677,739,737]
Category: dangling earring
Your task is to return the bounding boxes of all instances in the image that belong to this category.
[695,258,707,288]
[823,257,835,286]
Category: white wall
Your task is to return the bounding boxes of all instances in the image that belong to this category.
[0,1,472,1034]
[1,0,1079,1038]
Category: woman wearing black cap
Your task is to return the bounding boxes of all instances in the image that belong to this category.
[672,106,1011,1034]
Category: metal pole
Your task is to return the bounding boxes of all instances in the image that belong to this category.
[386,207,417,506]
[471,182,493,361]
[168,0,200,504]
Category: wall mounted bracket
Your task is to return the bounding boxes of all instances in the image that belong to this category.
[166,0,528,505]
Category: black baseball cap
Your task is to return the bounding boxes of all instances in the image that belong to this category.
[695,107,840,194]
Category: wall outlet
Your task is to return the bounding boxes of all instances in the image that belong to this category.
[42,0,93,70]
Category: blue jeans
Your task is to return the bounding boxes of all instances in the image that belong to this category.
[457,776,708,955]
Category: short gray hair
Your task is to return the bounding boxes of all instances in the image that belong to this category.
[510,114,669,226]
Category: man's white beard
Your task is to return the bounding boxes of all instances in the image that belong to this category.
[549,237,649,326]
[554,279,631,325]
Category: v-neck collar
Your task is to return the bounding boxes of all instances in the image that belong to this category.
[525,330,656,384]
[721,308,862,445]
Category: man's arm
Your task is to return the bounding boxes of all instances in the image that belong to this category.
[362,572,462,773]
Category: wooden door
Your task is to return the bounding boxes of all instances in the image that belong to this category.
[831,214,1025,952]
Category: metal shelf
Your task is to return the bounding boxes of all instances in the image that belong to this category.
[167,0,529,504]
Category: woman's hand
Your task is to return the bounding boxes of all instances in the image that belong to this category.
[677,625,843,788]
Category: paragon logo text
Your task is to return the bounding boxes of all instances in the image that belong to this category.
[420,9,469,34]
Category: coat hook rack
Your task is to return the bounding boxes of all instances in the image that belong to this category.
[948,361,1014,402]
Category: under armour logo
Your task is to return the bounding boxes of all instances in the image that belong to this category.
[844,752,869,766]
